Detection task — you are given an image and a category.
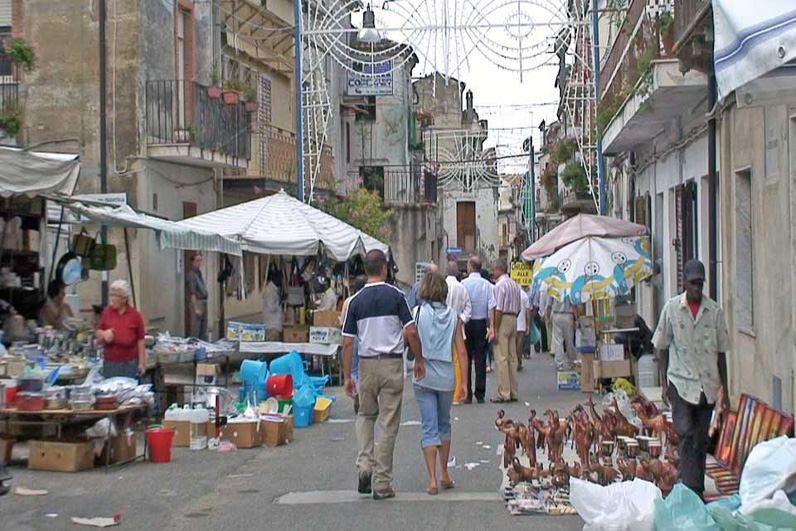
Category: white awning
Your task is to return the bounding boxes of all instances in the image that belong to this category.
[714,1,796,99]
[59,201,242,256]
[0,147,80,197]
[172,190,389,261]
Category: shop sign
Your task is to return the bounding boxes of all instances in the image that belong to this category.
[510,261,533,286]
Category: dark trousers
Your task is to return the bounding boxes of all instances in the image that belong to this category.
[670,382,713,496]
[534,313,548,352]
[465,319,488,401]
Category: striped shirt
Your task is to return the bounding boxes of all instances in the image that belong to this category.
[461,272,496,320]
[342,282,414,358]
[494,274,521,315]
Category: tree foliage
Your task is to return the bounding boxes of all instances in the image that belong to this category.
[317,188,394,243]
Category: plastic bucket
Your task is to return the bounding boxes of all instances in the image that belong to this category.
[146,427,175,463]
[294,405,313,428]
[269,352,306,387]
[240,359,268,385]
[267,374,293,398]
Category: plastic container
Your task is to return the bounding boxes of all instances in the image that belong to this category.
[637,355,659,388]
[268,351,306,388]
[190,408,209,448]
[146,427,175,463]
[294,405,313,428]
[313,396,332,423]
[240,359,268,384]
[5,380,17,406]
[267,374,293,398]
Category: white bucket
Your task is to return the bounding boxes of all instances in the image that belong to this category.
[637,355,659,388]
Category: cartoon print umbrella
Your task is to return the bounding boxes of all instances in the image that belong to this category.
[532,236,652,304]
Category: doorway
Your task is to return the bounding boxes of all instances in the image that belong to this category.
[183,201,198,336]
[457,201,476,251]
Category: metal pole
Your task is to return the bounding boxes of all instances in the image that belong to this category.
[707,71,718,299]
[99,0,109,306]
[591,0,607,215]
[293,0,305,201]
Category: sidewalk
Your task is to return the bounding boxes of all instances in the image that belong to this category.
[2,354,586,531]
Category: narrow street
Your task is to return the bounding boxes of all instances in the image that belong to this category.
[3,355,584,530]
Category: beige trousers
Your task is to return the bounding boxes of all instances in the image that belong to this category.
[553,312,576,369]
[356,357,404,489]
[495,315,518,400]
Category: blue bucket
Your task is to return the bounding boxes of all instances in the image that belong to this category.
[294,405,313,428]
[240,359,269,385]
[269,352,307,388]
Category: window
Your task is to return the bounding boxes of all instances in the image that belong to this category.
[355,96,377,121]
[360,166,384,200]
[735,169,753,332]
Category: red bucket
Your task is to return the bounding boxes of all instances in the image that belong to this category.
[267,374,293,398]
[146,427,175,463]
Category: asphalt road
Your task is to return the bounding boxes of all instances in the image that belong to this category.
[2,354,586,531]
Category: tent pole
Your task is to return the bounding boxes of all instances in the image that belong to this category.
[124,228,137,308]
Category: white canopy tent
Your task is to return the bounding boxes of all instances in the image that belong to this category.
[0,147,80,197]
[170,190,389,261]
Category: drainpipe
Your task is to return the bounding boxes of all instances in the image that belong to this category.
[99,0,109,306]
[708,72,718,300]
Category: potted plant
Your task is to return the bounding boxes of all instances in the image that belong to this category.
[207,65,222,99]
[243,83,258,112]
[222,79,244,105]
[0,108,22,138]
[660,11,675,56]
[5,38,35,72]
[560,162,589,193]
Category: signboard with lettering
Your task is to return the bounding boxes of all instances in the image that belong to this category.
[347,60,394,96]
[510,261,533,286]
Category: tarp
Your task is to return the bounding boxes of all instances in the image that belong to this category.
[521,213,648,261]
[714,1,796,99]
[172,190,389,261]
[60,201,242,256]
[0,147,80,197]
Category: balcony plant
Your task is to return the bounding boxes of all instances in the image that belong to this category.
[560,162,589,193]
[659,11,675,56]
[208,65,222,99]
[5,38,35,72]
[243,83,258,113]
[416,110,434,127]
[0,108,22,138]
[222,79,245,105]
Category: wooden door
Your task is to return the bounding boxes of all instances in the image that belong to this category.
[457,201,476,251]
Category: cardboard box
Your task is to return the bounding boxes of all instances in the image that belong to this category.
[196,363,219,386]
[580,354,595,393]
[23,229,40,252]
[599,344,625,362]
[29,440,94,472]
[313,310,341,327]
[98,432,138,464]
[219,420,261,449]
[283,326,309,343]
[309,326,342,345]
[557,370,581,391]
[240,323,266,342]
[260,415,294,447]
[163,420,193,447]
[594,360,632,379]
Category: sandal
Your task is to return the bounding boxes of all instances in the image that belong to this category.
[441,479,455,490]
[427,486,438,495]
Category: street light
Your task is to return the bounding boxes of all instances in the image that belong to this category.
[358,4,382,43]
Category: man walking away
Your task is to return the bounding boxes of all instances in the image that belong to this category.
[490,259,521,402]
[461,257,495,404]
[343,250,425,501]
[652,259,729,500]
[341,275,368,414]
[516,287,531,370]
[445,261,471,404]
[550,296,578,370]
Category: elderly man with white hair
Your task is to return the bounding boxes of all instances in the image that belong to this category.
[95,280,147,379]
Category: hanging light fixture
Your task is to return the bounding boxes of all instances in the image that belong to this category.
[358,4,382,43]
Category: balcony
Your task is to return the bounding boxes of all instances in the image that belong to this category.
[0,56,21,141]
[673,0,712,74]
[598,0,708,156]
[384,169,437,206]
[256,124,296,182]
[145,80,251,169]
[561,190,597,216]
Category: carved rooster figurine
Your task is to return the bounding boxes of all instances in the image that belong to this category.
[495,409,515,432]
[616,457,637,481]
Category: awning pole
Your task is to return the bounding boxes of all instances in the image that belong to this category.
[124,228,137,308]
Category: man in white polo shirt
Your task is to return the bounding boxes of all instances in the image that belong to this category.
[343,250,425,501]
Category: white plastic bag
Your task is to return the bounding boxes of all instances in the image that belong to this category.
[570,477,661,531]
[739,436,796,515]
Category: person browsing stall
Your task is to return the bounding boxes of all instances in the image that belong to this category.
[40,280,73,330]
[96,280,147,379]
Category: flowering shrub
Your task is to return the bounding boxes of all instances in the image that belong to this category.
[321,188,393,243]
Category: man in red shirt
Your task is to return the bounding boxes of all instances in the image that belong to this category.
[96,280,146,379]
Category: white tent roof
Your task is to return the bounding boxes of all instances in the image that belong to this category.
[173,190,389,261]
[60,201,242,256]
[0,147,80,197]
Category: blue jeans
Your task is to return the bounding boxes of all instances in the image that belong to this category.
[413,385,453,448]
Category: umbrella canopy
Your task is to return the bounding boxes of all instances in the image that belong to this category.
[173,190,389,261]
[532,236,652,304]
[522,214,648,261]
